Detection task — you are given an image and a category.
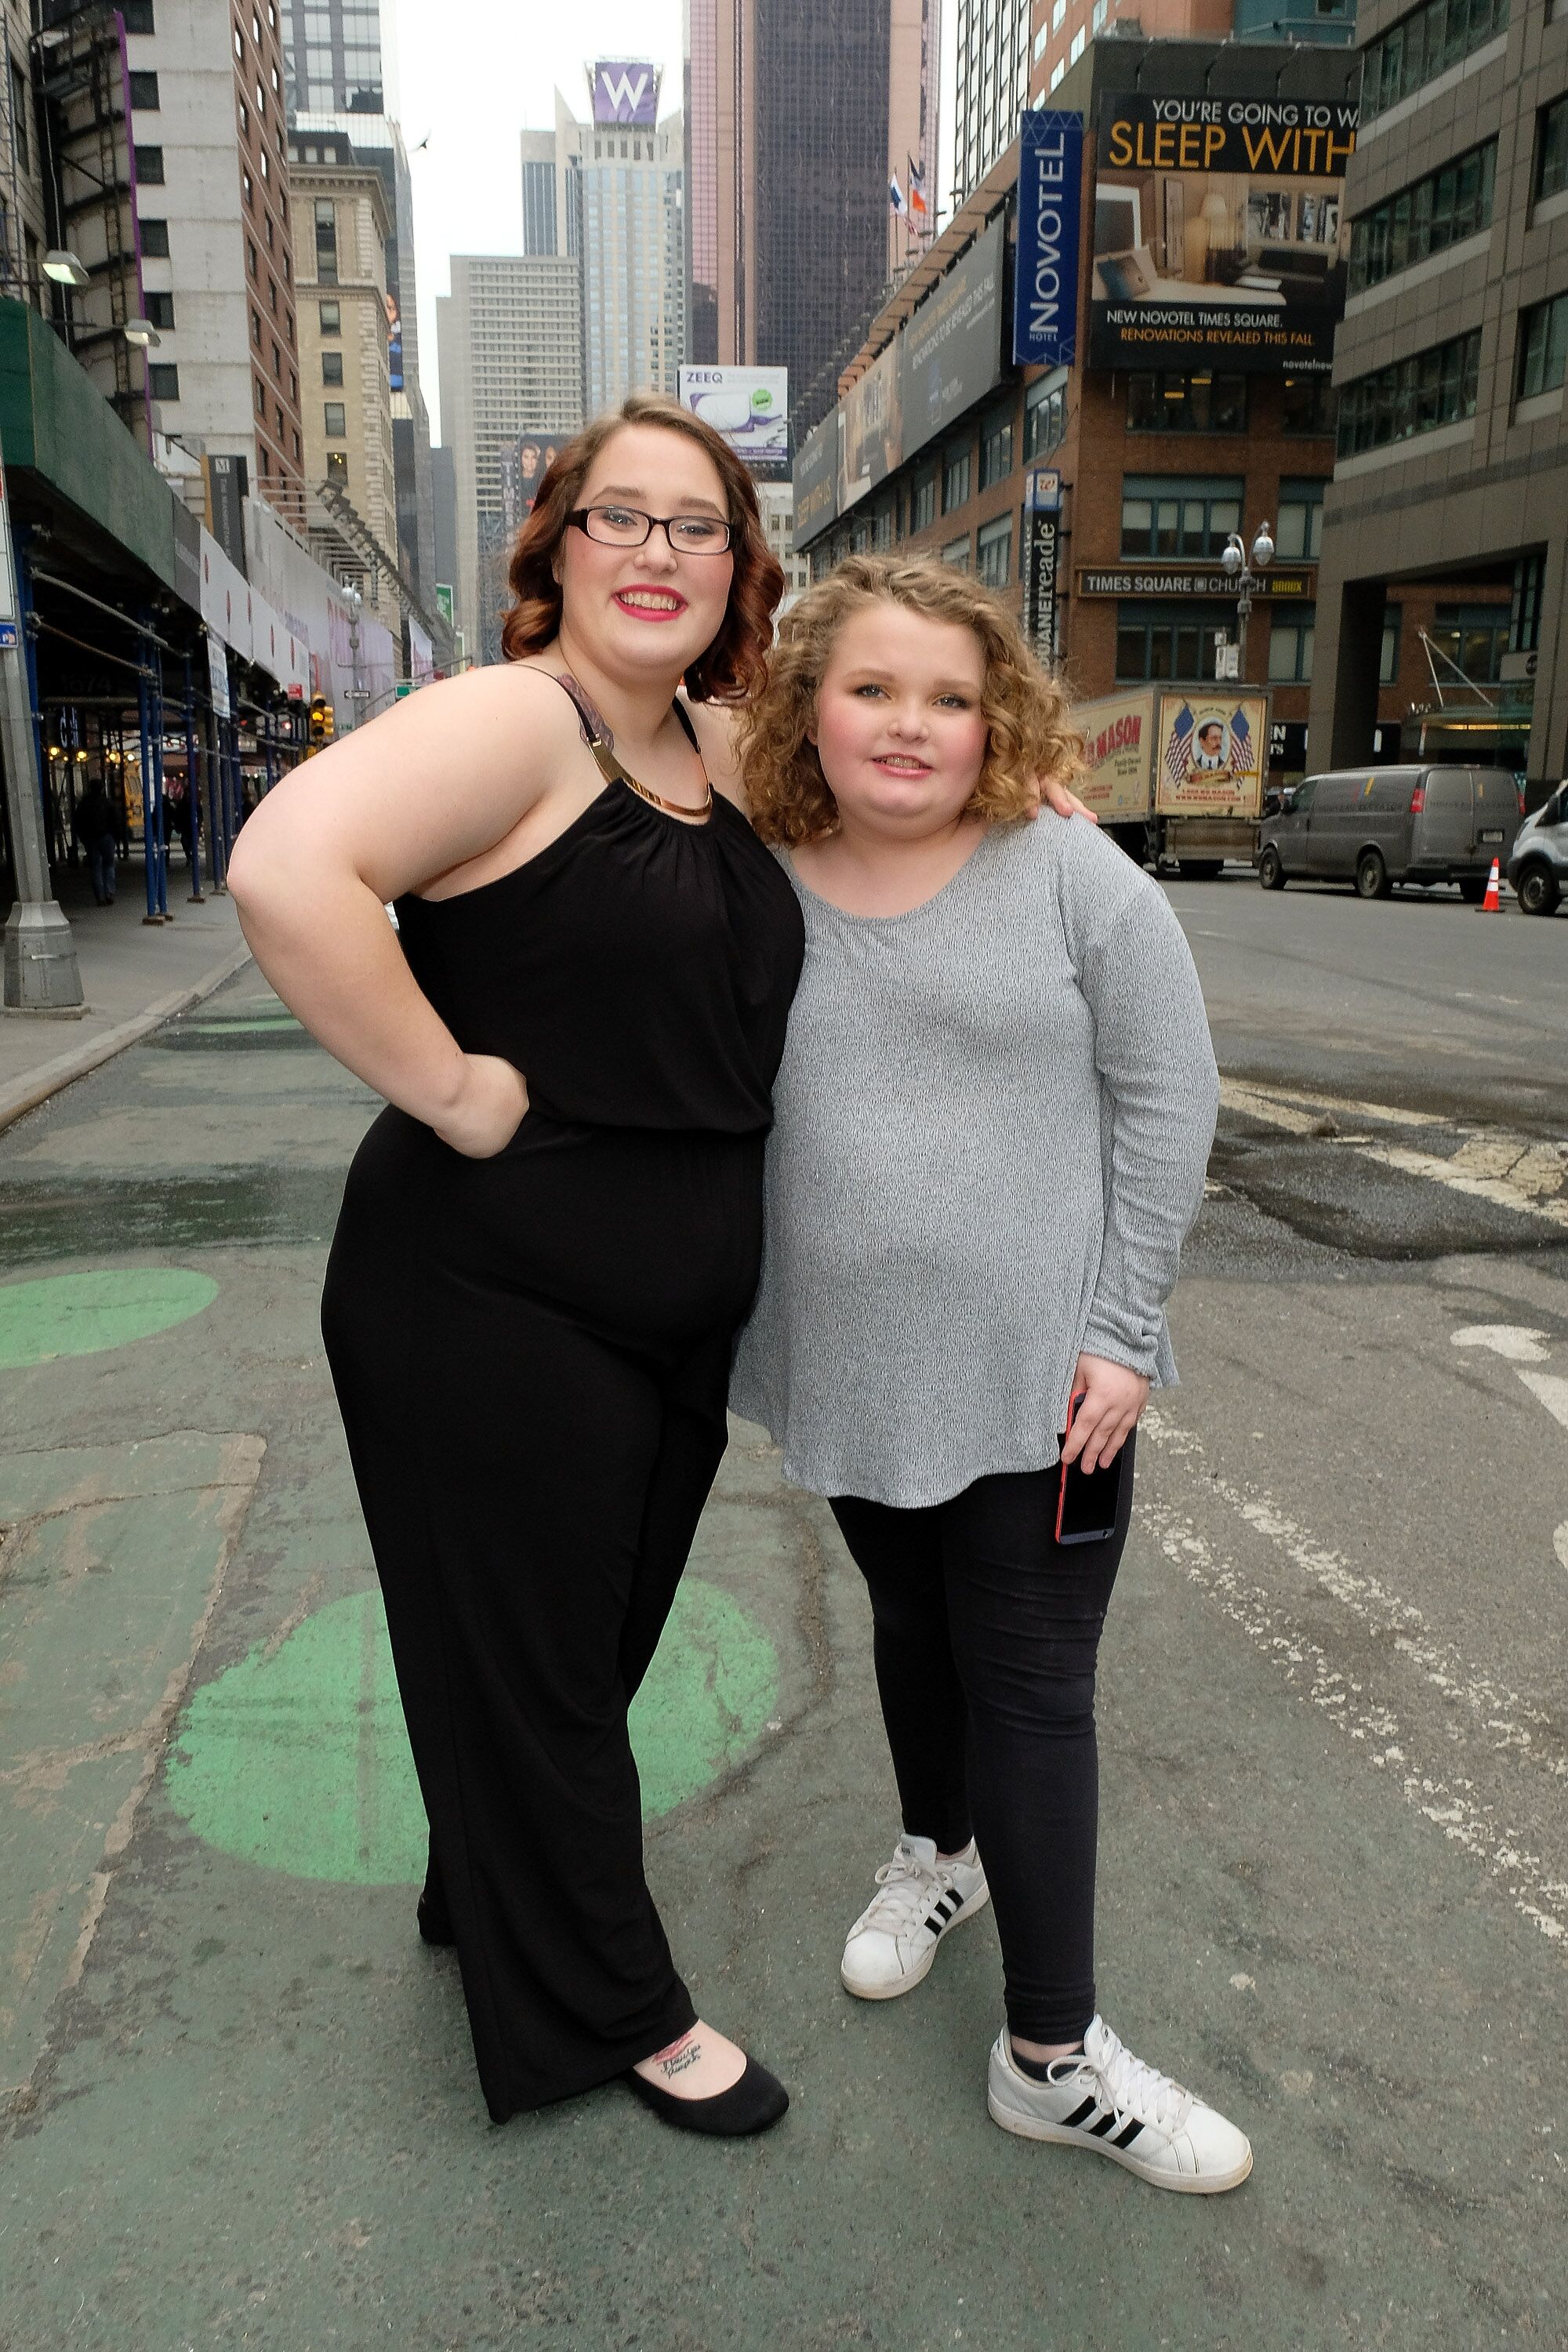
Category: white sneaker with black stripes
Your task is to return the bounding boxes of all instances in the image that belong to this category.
[840,1834,990,2000]
[987,2015,1253,2194]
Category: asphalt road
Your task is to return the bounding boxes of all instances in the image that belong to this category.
[1,880,1565,2352]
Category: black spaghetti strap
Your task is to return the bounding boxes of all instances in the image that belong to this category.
[538,669,604,747]
[672,700,701,752]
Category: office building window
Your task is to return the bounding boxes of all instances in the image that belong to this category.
[246,238,257,277]
[141,218,170,257]
[293,430,301,462]
[1348,140,1495,294]
[1537,96,1568,203]
[1025,369,1068,460]
[327,449,347,482]
[256,377,267,412]
[242,170,253,206]
[325,401,347,436]
[1381,604,1403,682]
[1283,376,1337,435]
[912,470,938,530]
[1275,478,1326,561]
[129,71,160,109]
[1268,606,1316,682]
[250,309,261,346]
[943,445,971,512]
[134,145,165,183]
[1115,601,1232,681]
[873,503,895,552]
[941,534,971,570]
[1337,330,1481,454]
[1430,602,1511,681]
[977,515,1013,588]
[1120,476,1243,558]
[321,350,343,385]
[1127,372,1247,433]
[145,291,175,329]
[147,362,180,401]
[123,2,154,27]
[318,299,340,333]
[979,404,1014,488]
[315,198,338,285]
[1518,292,1568,397]
[1363,0,1509,123]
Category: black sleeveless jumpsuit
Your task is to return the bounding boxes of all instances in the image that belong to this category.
[320,699,804,2122]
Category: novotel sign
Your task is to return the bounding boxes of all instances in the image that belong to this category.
[1012,110,1083,371]
[590,60,660,126]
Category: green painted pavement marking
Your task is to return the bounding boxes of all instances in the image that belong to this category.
[165,1577,778,1886]
[183,1018,302,1036]
[0,1268,219,1370]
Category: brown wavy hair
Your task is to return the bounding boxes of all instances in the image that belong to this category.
[499,392,784,702]
[741,554,1084,847]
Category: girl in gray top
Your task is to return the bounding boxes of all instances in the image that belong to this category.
[731,556,1251,2194]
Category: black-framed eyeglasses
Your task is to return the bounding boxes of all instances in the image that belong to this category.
[568,503,734,556]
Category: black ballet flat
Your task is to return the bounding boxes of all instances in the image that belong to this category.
[416,1889,456,1947]
[626,2055,789,2137]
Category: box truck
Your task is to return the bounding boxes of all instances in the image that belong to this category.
[1071,687,1271,876]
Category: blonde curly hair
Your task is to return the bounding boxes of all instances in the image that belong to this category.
[741,554,1083,848]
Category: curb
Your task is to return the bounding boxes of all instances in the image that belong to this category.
[0,938,256,1136]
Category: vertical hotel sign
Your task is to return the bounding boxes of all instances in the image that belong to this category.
[1013,112,1083,368]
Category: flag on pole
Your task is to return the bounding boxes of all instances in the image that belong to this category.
[889,173,906,216]
[1163,703,1194,788]
[908,155,928,218]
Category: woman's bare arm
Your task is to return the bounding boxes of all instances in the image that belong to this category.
[228,666,576,1146]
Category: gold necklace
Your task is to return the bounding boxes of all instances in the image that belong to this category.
[586,735,714,822]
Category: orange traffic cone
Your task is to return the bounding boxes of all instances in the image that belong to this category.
[1479,858,1501,913]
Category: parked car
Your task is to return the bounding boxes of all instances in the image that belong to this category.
[1508,781,1567,916]
[1255,764,1522,899]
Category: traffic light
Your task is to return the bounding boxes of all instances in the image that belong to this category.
[308,695,334,750]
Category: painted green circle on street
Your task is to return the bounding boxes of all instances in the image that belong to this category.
[165,1577,778,1886]
[0,1267,220,1370]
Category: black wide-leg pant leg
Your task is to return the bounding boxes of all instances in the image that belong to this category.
[325,1276,728,2121]
[832,1444,1134,2046]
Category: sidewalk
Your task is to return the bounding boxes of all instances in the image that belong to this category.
[0,861,251,1129]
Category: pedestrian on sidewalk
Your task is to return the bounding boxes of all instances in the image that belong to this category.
[74,775,119,906]
[731,557,1253,2194]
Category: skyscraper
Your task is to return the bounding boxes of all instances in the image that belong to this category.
[281,0,384,114]
[525,72,684,417]
[435,255,583,665]
[684,2,938,428]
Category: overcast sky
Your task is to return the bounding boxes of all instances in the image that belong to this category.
[386,0,958,445]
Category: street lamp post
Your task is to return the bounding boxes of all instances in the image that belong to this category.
[0,459,82,1010]
[1219,521,1275,678]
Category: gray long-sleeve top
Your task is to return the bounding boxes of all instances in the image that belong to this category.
[728,813,1220,1508]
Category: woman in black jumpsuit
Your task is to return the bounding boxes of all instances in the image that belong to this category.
[231,398,802,2131]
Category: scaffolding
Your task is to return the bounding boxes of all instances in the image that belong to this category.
[34,5,147,447]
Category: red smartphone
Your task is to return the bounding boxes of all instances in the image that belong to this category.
[1054,1391,1126,1546]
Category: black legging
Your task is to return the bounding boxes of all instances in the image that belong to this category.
[830,1438,1134,2045]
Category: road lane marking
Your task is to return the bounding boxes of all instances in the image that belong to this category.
[1451,1325,1552,1363]
[1519,1370,1568,1434]
[1139,1408,1568,1947]
[1218,1078,1568,1231]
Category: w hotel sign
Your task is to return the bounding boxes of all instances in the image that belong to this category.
[591,61,660,125]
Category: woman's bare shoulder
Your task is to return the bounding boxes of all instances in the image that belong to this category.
[682,695,750,813]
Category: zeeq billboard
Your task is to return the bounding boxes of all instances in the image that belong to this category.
[1090,85,1359,376]
[591,61,659,125]
[1013,111,1083,369]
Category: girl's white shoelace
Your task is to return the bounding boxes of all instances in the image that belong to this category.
[862,1851,941,1933]
[1054,2023,1194,2132]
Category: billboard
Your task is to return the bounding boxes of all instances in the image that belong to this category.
[500,432,573,532]
[590,60,659,125]
[1153,694,1269,820]
[1076,689,1157,819]
[838,339,902,513]
[793,411,840,547]
[677,366,789,474]
[1013,111,1083,369]
[900,211,1006,461]
[1089,86,1358,375]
